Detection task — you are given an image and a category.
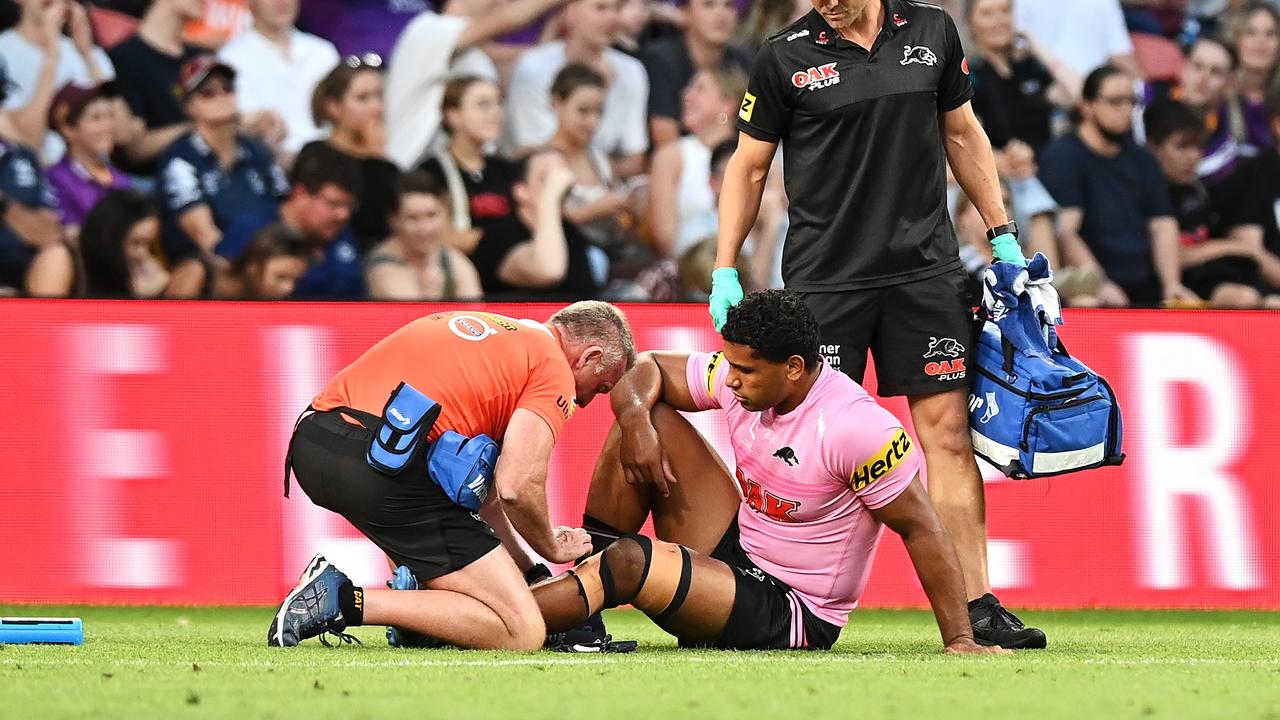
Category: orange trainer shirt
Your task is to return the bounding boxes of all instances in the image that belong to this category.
[312,311,577,441]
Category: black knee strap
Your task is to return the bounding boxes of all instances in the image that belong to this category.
[652,546,693,622]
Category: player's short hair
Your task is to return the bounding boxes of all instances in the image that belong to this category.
[551,63,606,101]
[721,290,821,370]
[1144,98,1207,145]
[549,301,637,371]
[290,141,363,197]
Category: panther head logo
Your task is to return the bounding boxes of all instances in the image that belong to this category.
[901,45,938,67]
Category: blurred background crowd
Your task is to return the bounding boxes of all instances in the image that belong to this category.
[0,0,1278,307]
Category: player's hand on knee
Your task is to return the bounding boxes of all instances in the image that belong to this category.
[709,267,745,331]
[548,527,592,564]
[619,422,677,496]
[944,638,1012,655]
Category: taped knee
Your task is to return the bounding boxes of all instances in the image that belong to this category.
[605,535,692,620]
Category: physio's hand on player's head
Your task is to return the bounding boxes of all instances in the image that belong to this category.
[548,527,592,564]
[990,232,1028,267]
[944,638,1013,655]
[709,267,744,331]
[618,418,678,497]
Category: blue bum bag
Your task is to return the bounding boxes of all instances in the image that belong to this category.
[367,381,442,475]
[969,257,1125,479]
[365,381,498,510]
[427,431,499,511]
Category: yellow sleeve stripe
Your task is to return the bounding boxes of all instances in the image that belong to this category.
[705,352,724,396]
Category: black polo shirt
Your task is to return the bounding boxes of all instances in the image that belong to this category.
[738,0,973,291]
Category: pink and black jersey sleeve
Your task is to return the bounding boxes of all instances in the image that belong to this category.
[685,351,731,411]
[827,402,921,509]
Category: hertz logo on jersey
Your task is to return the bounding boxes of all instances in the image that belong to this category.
[851,429,913,491]
[705,351,724,394]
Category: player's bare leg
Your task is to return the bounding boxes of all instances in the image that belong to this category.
[584,403,741,555]
[908,387,1046,649]
[533,536,738,643]
[907,388,989,599]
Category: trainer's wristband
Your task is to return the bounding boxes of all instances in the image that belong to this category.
[524,563,552,586]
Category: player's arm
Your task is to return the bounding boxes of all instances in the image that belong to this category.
[495,408,591,564]
[610,351,700,495]
[871,477,1005,654]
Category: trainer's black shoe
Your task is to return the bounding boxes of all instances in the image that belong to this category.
[545,614,637,653]
[969,593,1047,650]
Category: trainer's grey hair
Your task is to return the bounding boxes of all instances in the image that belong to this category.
[549,301,637,372]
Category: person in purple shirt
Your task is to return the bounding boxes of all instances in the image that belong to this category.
[297,0,428,59]
[46,82,133,234]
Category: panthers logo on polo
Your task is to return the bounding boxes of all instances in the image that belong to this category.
[901,45,938,67]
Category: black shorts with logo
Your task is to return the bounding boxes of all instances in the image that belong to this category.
[798,267,976,397]
[285,410,500,583]
[681,518,841,651]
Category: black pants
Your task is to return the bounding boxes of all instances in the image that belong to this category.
[287,410,500,583]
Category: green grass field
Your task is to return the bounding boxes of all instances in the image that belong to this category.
[1,607,1278,720]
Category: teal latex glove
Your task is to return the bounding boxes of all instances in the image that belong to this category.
[709,267,744,331]
[990,232,1027,267]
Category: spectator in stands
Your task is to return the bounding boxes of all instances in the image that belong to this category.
[218,0,340,156]
[297,0,423,60]
[419,75,518,255]
[642,0,750,147]
[0,26,60,152]
[0,0,114,159]
[311,57,399,252]
[967,0,1081,155]
[219,140,365,298]
[365,171,483,300]
[383,0,576,169]
[546,63,639,252]
[157,56,288,261]
[1257,93,1280,252]
[469,147,601,299]
[1014,0,1141,77]
[1145,98,1277,307]
[1226,2,1280,154]
[1039,65,1196,307]
[736,0,808,51]
[1160,35,1242,183]
[46,83,133,235]
[72,189,170,297]
[648,67,744,259]
[168,221,314,298]
[0,120,62,295]
[613,0,651,58]
[108,0,204,169]
[506,0,649,178]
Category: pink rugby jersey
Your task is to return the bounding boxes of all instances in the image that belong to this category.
[686,351,922,627]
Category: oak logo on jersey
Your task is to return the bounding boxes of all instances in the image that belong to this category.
[851,429,913,491]
[739,92,756,122]
[705,351,724,395]
[792,62,840,91]
[901,45,938,67]
[736,468,801,523]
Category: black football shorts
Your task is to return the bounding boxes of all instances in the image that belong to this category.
[798,268,976,397]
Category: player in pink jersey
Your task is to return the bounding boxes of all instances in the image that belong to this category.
[531,291,1004,653]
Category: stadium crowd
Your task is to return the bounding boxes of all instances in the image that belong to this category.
[0,0,1279,307]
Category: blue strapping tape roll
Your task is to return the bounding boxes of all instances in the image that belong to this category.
[0,617,84,645]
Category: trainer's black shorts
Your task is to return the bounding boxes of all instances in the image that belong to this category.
[798,267,975,397]
[682,518,841,651]
[286,410,500,583]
